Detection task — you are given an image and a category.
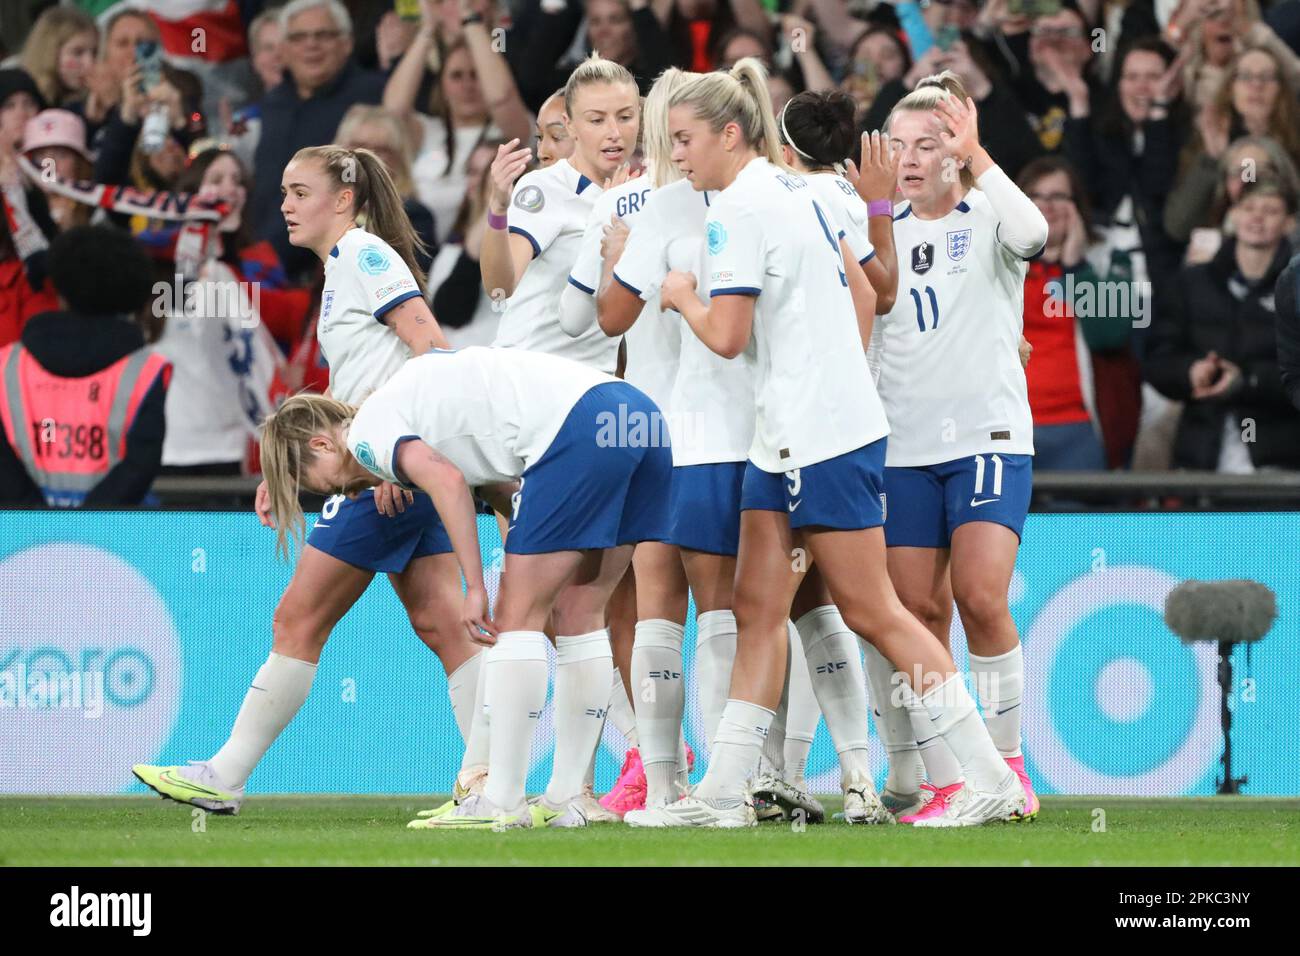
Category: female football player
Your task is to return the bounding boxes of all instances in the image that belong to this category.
[877,72,1046,823]
[628,59,1025,829]
[132,146,485,815]
[258,345,672,829]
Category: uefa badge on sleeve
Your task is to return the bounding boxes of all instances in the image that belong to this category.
[514,185,545,213]
[355,442,377,470]
[707,220,728,256]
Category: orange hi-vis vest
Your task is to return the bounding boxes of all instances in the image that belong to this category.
[0,342,172,506]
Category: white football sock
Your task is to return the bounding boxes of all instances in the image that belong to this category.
[544,630,614,804]
[922,674,1012,793]
[695,698,774,804]
[460,646,490,771]
[760,621,795,775]
[695,610,738,752]
[606,666,639,749]
[863,643,923,794]
[446,651,483,745]
[631,619,686,806]
[795,606,871,780]
[482,631,548,811]
[901,681,963,788]
[970,645,1024,758]
[209,652,317,789]
[784,617,819,785]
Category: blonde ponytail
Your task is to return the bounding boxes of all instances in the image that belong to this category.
[260,393,358,560]
[292,145,429,293]
[668,57,790,171]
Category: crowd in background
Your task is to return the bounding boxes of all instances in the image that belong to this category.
[4,0,1300,507]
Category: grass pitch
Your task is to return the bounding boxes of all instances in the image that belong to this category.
[2,796,1296,866]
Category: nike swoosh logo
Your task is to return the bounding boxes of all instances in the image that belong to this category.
[970,498,998,507]
[995,703,1020,716]
[158,770,221,797]
[788,500,801,513]
[314,524,330,529]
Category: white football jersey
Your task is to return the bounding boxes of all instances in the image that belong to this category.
[879,188,1036,466]
[319,227,421,405]
[493,158,618,372]
[568,177,681,415]
[805,172,876,268]
[348,347,616,488]
[706,158,888,473]
[614,178,754,466]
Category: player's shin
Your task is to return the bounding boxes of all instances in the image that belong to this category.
[543,630,614,804]
[208,652,317,789]
[631,619,686,806]
[482,632,548,812]
[695,609,738,752]
[795,606,873,782]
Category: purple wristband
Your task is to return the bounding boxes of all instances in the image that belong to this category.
[488,210,508,230]
[867,199,894,218]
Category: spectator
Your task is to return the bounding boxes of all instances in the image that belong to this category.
[1146,177,1300,471]
[249,0,387,280]
[151,147,284,477]
[0,224,172,506]
[21,110,95,232]
[335,104,439,271]
[248,8,287,97]
[1275,232,1300,411]
[1166,133,1300,258]
[774,14,836,95]
[841,26,911,127]
[662,0,773,73]
[385,1,531,245]
[714,26,772,68]
[18,6,98,111]
[83,7,161,129]
[1019,156,1140,470]
[1062,37,1187,310]
[428,139,505,346]
[861,37,1041,178]
[1188,45,1300,179]
[1014,5,1101,153]
[0,68,44,155]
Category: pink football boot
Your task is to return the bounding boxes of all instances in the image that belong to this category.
[599,748,646,817]
[1005,755,1039,821]
[899,781,964,825]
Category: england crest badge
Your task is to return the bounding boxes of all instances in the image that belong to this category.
[947,229,972,262]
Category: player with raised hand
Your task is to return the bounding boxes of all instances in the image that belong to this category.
[133,146,487,815]
[257,345,672,830]
[480,53,641,373]
[626,58,1026,829]
[878,72,1046,824]
[559,67,700,814]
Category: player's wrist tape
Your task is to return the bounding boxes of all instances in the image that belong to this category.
[867,199,894,217]
[488,210,508,230]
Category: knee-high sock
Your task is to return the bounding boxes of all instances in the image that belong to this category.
[900,681,963,788]
[795,606,871,781]
[970,645,1023,758]
[631,619,686,806]
[783,621,819,786]
[760,621,795,774]
[482,631,548,811]
[606,667,639,749]
[544,630,614,804]
[447,651,483,745]
[695,699,775,803]
[921,674,1012,793]
[862,643,923,795]
[209,652,317,789]
[695,610,738,754]
[460,647,490,772]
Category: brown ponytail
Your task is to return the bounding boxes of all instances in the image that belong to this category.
[291,145,429,293]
